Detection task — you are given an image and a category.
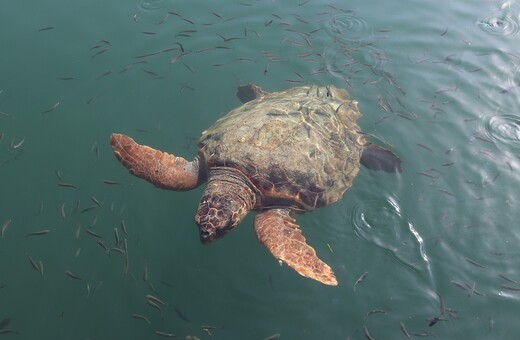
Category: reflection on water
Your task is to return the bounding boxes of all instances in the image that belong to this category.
[351,194,431,275]
[477,1,520,36]
[481,113,520,147]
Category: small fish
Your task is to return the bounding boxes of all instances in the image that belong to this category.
[0,329,19,335]
[216,33,242,42]
[91,214,98,227]
[123,238,129,275]
[366,309,386,316]
[417,143,433,152]
[26,229,51,237]
[182,17,195,25]
[146,294,166,306]
[91,48,110,58]
[363,325,374,340]
[131,314,151,324]
[80,205,98,214]
[58,76,75,80]
[38,260,45,279]
[96,70,112,80]
[65,270,82,280]
[264,63,270,75]
[160,280,174,288]
[437,291,445,316]
[27,254,40,272]
[427,316,448,327]
[147,299,163,316]
[263,334,281,340]
[85,228,102,239]
[143,263,148,282]
[501,284,520,291]
[60,203,66,219]
[12,137,25,149]
[170,51,190,64]
[91,196,101,208]
[450,280,468,291]
[1,219,12,239]
[42,101,60,114]
[91,142,99,159]
[114,227,120,246]
[74,225,82,240]
[58,182,78,189]
[464,257,487,268]
[135,51,162,59]
[498,274,518,284]
[354,271,368,291]
[103,179,121,185]
[154,330,176,337]
[96,239,109,254]
[54,169,63,180]
[400,321,411,339]
[174,307,191,323]
[121,219,128,236]
[38,26,55,32]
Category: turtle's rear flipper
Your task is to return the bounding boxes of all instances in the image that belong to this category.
[110,134,204,191]
[361,143,402,173]
[236,83,267,103]
[254,208,338,286]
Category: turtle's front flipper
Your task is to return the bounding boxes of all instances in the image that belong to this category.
[254,208,337,286]
[110,134,204,191]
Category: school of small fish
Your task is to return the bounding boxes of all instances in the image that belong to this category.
[1,0,520,338]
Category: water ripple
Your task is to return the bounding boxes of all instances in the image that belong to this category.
[326,12,371,40]
[137,0,165,11]
[477,3,520,36]
[481,114,520,148]
[351,196,430,272]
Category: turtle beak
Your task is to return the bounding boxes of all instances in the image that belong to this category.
[196,216,233,244]
[199,226,217,244]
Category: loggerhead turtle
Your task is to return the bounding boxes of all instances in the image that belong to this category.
[110,84,401,286]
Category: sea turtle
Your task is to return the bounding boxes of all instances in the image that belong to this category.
[110,84,401,286]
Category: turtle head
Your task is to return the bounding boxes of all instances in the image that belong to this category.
[195,168,256,244]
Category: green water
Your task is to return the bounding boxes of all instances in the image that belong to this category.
[1,0,520,339]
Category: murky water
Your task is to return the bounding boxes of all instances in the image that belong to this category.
[1,0,520,339]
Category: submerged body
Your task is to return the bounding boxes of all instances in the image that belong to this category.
[110,84,401,286]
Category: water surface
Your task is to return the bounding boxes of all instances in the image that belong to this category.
[1,0,520,339]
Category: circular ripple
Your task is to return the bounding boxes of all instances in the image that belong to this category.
[481,114,520,147]
[477,14,520,36]
[137,0,165,11]
[325,12,371,41]
[351,196,429,271]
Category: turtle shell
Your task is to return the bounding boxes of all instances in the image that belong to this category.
[198,85,365,210]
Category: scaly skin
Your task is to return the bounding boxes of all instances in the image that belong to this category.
[254,208,338,286]
[110,134,204,190]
